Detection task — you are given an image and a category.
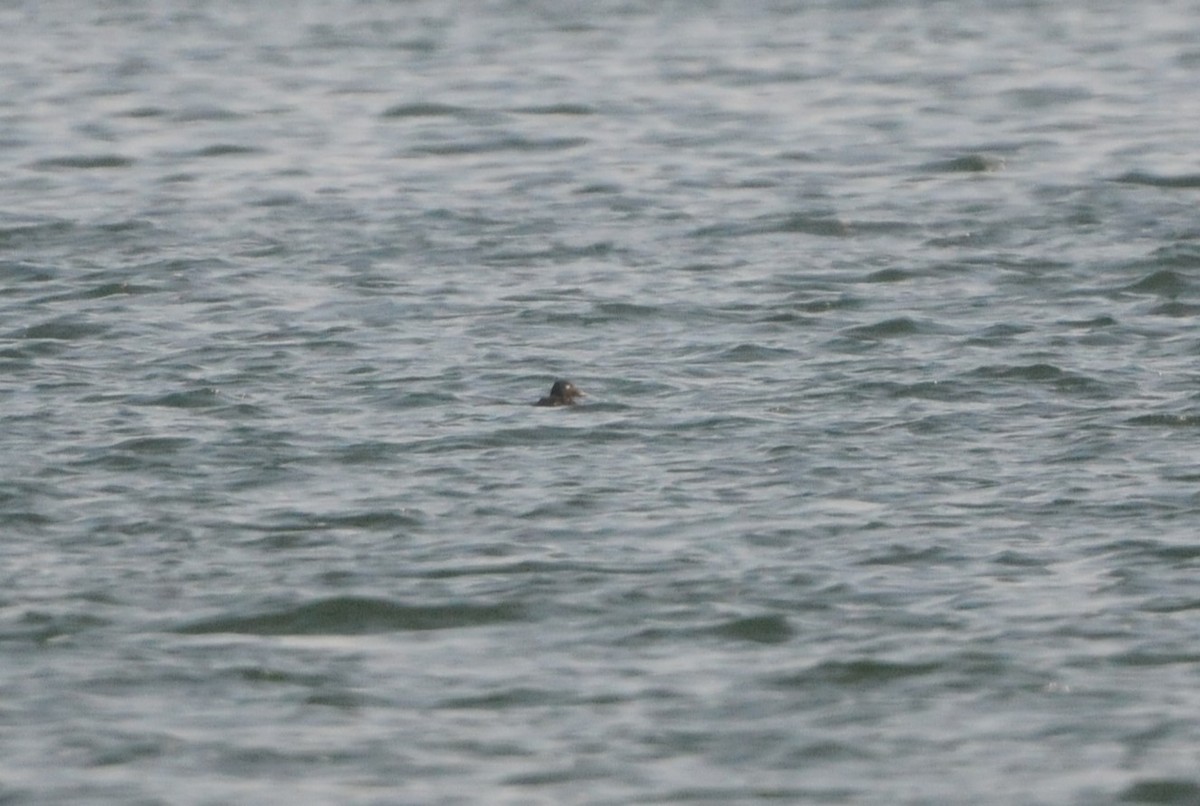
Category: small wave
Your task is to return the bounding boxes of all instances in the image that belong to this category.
[487,240,613,265]
[971,362,1067,382]
[1124,413,1200,428]
[921,153,1004,173]
[135,388,222,409]
[0,220,74,248]
[29,154,134,170]
[1117,778,1200,805]
[1096,539,1200,562]
[172,105,244,122]
[968,362,1110,395]
[334,440,406,465]
[410,135,588,156]
[692,212,850,239]
[843,316,924,340]
[77,281,147,299]
[411,559,657,580]
[439,686,570,710]
[1,610,109,644]
[785,294,864,314]
[771,658,943,687]
[1123,269,1191,297]
[865,380,969,402]
[1004,84,1092,108]
[621,613,795,647]
[110,436,195,454]
[1062,315,1117,329]
[716,343,798,362]
[1144,242,1200,269]
[381,101,472,118]
[1113,171,1200,189]
[258,509,425,533]
[118,105,165,118]
[1150,301,1200,317]
[512,103,595,116]
[707,613,794,644]
[186,144,262,158]
[863,268,912,283]
[177,596,526,635]
[20,317,108,340]
[590,300,661,319]
[859,543,955,565]
[966,322,1034,346]
[574,181,622,195]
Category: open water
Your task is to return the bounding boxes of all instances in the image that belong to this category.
[3,1,1200,803]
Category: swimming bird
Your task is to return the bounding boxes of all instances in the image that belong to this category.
[536,379,585,407]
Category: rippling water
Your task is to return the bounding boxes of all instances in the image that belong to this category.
[4,1,1200,803]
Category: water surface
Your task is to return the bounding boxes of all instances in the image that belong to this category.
[3,1,1200,803]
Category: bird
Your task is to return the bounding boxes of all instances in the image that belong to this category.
[535,379,586,407]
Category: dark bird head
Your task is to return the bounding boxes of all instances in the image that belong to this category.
[536,379,585,406]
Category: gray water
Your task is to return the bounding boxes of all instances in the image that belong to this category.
[3,1,1200,803]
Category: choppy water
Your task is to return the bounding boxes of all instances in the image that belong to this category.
[4,1,1200,803]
